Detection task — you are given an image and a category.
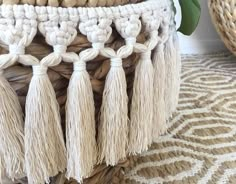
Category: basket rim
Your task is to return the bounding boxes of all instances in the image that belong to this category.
[0,0,171,20]
[2,0,143,7]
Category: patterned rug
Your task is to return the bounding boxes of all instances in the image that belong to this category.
[123,53,236,184]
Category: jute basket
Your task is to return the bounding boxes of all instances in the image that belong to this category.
[2,18,145,184]
[0,0,180,183]
[1,0,142,7]
[209,0,236,55]
[1,1,144,184]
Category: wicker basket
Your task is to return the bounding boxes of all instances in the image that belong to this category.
[209,0,236,55]
[0,0,179,183]
[3,20,145,184]
[1,0,142,7]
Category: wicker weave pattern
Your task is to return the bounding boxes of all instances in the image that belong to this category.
[209,0,236,55]
[1,0,143,7]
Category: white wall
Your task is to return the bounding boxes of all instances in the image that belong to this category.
[174,0,227,54]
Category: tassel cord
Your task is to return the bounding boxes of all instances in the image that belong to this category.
[64,49,98,182]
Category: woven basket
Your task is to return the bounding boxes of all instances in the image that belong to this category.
[1,0,142,7]
[0,0,179,184]
[0,1,144,184]
[5,23,146,184]
[2,18,145,184]
[209,0,236,55]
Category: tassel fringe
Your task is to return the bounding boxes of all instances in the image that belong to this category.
[25,65,66,184]
[98,57,128,166]
[0,72,25,179]
[173,32,181,109]
[164,34,177,118]
[129,51,154,154]
[0,2,179,183]
[152,44,168,139]
[66,60,97,182]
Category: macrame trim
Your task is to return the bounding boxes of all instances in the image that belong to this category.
[0,0,180,183]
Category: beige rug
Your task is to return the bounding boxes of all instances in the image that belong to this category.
[123,53,236,184]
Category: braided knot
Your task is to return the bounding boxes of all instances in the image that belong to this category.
[38,6,78,47]
[9,45,25,55]
[111,57,122,68]
[33,65,48,76]
[74,61,86,72]
[115,15,141,40]
[79,18,112,44]
[53,45,67,55]
[142,10,161,33]
[0,5,37,49]
[92,42,105,50]
[140,51,152,61]
[125,37,137,46]
[159,16,171,43]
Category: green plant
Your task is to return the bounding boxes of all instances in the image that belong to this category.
[172,0,201,35]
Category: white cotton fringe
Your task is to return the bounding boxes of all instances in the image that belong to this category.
[25,66,66,184]
[66,61,97,182]
[0,157,2,184]
[152,44,168,139]
[173,32,181,109]
[98,58,128,166]
[164,34,177,119]
[0,73,25,180]
[129,52,154,154]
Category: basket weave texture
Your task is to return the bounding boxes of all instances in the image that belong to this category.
[0,0,177,183]
[1,3,146,183]
[209,0,236,55]
[1,0,142,7]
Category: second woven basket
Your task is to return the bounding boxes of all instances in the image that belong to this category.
[209,0,236,55]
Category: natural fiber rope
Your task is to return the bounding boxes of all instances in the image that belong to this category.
[0,0,178,183]
[208,0,236,55]
[1,0,143,7]
[2,30,146,127]
[0,0,173,116]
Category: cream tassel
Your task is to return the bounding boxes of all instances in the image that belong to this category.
[152,43,168,139]
[66,57,97,182]
[98,57,128,166]
[0,157,2,184]
[25,64,66,184]
[173,31,181,109]
[129,51,154,154]
[164,34,177,118]
[0,55,25,180]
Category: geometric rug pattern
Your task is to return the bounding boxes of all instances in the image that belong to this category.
[123,53,236,184]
